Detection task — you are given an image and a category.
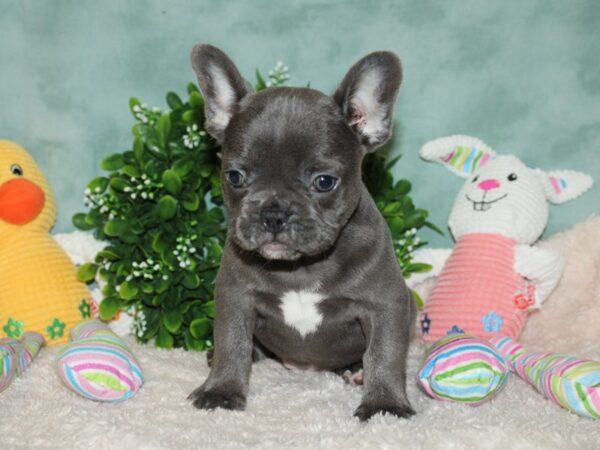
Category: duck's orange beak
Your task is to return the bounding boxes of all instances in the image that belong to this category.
[0,179,45,225]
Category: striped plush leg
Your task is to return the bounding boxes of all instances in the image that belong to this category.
[56,320,144,402]
[491,336,600,420]
[0,332,45,393]
[418,334,510,405]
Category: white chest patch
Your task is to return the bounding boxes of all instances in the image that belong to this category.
[279,290,325,337]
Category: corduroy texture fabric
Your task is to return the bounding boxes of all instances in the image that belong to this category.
[0,331,44,393]
[421,233,528,341]
[418,334,509,405]
[55,320,144,402]
[491,336,600,420]
[0,140,91,345]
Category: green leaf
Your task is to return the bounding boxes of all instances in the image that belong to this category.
[155,276,170,294]
[163,310,183,333]
[255,69,267,91]
[119,281,139,300]
[109,177,129,191]
[182,110,196,124]
[189,91,204,110]
[155,325,174,349]
[385,154,402,170]
[99,296,121,320]
[87,176,109,193]
[181,191,200,211]
[72,213,95,231]
[162,169,183,195]
[133,136,144,161]
[201,300,215,318]
[122,165,140,178]
[156,114,171,148]
[388,216,405,236]
[104,219,129,237]
[424,220,445,235]
[187,82,200,95]
[184,330,205,351]
[166,92,183,110]
[404,262,432,273]
[129,97,141,117]
[100,153,125,171]
[395,179,411,195]
[404,210,426,229]
[182,271,200,289]
[76,263,98,282]
[172,158,195,178]
[411,289,425,310]
[155,195,178,220]
[189,318,211,339]
[152,232,169,253]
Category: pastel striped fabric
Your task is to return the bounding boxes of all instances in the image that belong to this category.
[418,334,509,405]
[56,320,144,402]
[491,336,600,420]
[0,332,44,392]
[441,146,493,175]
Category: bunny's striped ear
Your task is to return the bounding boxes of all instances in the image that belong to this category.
[419,135,496,178]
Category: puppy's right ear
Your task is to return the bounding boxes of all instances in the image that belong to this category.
[190,44,249,143]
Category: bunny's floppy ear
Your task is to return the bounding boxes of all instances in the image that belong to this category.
[536,169,593,204]
[419,135,496,178]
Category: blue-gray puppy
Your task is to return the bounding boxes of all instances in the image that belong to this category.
[188,44,415,421]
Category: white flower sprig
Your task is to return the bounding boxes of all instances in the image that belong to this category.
[267,61,290,87]
[84,188,122,220]
[132,103,162,126]
[183,124,207,149]
[123,173,162,201]
[126,258,162,282]
[173,234,199,268]
[132,307,147,339]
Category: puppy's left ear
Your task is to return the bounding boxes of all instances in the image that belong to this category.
[333,51,402,151]
[190,44,250,143]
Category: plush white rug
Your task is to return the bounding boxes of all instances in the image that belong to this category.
[2,217,600,450]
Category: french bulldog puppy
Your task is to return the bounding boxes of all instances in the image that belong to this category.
[188,44,415,421]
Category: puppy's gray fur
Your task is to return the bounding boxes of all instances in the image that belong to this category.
[188,44,415,421]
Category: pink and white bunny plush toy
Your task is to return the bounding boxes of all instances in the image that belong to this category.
[412,135,593,342]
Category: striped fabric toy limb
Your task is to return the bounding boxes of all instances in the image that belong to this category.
[491,336,600,420]
[417,334,510,406]
[56,320,144,402]
[0,332,45,393]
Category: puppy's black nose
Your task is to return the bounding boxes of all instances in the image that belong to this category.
[260,208,290,234]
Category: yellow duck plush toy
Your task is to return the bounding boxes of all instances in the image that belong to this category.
[0,140,91,346]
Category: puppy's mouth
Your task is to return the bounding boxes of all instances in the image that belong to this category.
[465,193,508,212]
[258,241,302,261]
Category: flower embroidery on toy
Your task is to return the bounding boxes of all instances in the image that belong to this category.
[481,311,504,333]
[3,317,24,338]
[447,325,465,335]
[420,313,432,336]
[79,298,92,319]
[46,318,66,339]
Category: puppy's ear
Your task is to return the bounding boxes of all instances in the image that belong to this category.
[190,44,249,143]
[333,51,402,151]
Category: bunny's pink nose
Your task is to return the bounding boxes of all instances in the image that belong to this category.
[478,179,500,191]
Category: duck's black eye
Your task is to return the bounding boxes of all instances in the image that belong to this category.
[313,174,338,192]
[10,164,23,176]
[472,175,479,183]
[507,173,518,181]
[226,170,244,188]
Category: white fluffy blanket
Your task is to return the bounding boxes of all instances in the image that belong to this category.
[2,217,600,449]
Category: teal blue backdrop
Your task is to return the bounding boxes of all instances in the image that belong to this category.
[1,0,598,246]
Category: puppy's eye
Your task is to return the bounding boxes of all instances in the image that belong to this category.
[226,170,244,187]
[313,175,338,192]
[507,173,518,181]
[472,175,479,183]
[10,164,23,176]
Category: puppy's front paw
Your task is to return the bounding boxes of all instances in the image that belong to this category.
[188,387,246,411]
[354,402,415,422]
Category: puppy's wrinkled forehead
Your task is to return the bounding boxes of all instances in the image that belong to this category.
[223,87,358,171]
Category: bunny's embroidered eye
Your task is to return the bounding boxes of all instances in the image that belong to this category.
[507,173,518,181]
[472,175,479,183]
[10,164,23,176]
